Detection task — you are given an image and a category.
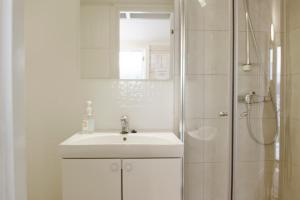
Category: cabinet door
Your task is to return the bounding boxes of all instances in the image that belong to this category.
[123,159,182,200]
[63,159,121,200]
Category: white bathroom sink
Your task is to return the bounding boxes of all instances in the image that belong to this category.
[60,132,183,158]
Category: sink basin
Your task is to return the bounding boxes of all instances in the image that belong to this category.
[60,132,183,158]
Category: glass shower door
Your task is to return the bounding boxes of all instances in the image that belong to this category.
[233,0,284,199]
[184,0,233,199]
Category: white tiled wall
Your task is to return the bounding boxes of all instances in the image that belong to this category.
[283,0,300,199]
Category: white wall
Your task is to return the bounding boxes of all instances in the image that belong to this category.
[25,0,82,199]
[25,0,175,200]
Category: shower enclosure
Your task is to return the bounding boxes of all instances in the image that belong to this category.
[181,0,287,199]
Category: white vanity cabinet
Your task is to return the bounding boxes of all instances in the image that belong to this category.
[60,132,184,200]
[122,159,181,200]
[63,159,121,200]
[62,158,182,200]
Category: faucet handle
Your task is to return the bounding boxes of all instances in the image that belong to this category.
[121,115,128,121]
[131,129,137,134]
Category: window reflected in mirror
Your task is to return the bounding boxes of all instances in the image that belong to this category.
[119,12,173,80]
[119,50,146,80]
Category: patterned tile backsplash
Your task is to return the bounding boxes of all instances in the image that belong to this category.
[81,80,174,131]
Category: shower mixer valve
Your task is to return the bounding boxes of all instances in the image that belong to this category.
[238,91,271,105]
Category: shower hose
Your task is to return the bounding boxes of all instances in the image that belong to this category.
[243,0,279,146]
[245,91,279,146]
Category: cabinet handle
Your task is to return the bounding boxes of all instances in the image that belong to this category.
[124,163,133,172]
[110,163,120,172]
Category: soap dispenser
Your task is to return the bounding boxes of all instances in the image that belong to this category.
[82,100,95,133]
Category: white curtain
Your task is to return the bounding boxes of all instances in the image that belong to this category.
[0,0,26,200]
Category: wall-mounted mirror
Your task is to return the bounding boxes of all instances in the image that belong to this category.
[119,11,173,80]
[80,1,174,80]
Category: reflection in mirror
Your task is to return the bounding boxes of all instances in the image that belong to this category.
[119,12,173,80]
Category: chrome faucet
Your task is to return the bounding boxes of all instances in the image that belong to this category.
[120,115,129,134]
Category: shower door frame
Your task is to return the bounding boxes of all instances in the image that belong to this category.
[231,0,238,199]
[178,1,186,200]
